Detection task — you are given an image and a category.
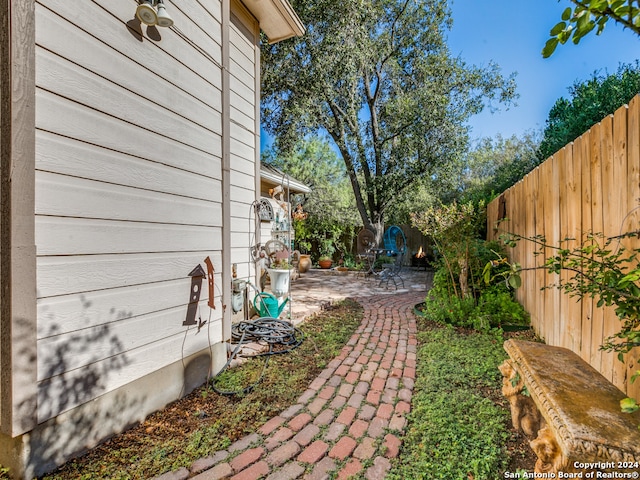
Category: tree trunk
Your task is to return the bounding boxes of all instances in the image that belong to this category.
[371,218,384,247]
[458,256,471,299]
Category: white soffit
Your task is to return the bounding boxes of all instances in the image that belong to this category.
[261,167,311,194]
[242,0,305,43]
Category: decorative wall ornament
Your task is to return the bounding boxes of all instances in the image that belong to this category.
[258,198,274,221]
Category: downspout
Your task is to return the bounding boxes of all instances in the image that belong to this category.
[254,6,261,289]
[221,0,232,342]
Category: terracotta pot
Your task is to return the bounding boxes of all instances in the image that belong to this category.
[318,259,333,269]
[298,254,311,273]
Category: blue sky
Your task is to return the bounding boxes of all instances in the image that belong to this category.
[449,0,640,140]
[261,1,640,150]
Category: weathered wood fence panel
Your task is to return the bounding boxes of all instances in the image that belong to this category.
[487,95,640,398]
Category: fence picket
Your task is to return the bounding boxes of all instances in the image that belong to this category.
[487,94,640,393]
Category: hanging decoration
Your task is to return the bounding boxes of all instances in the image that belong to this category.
[292,204,308,221]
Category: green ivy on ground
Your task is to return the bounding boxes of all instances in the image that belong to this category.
[389,321,510,480]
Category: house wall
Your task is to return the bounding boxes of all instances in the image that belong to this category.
[1,0,261,477]
[229,4,260,284]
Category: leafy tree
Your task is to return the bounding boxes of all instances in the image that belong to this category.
[384,177,439,226]
[261,0,517,242]
[262,137,360,260]
[543,0,640,58]
[460,131,542,204]
[538,62,640,160]
[411,201,486,299]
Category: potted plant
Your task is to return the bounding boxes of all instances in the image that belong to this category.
[267,259,293,297]
[318,255,333,269]
[317,239,335,269]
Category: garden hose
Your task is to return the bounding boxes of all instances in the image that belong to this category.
[210,317,304,396]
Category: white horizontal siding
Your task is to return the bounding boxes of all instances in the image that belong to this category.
[37,91,221,176]
[37,252,223,299]
[35,8,222,120]
[36,50,221,155]
[227,7,258,295]
[37,320,223,422]
[36,172,222,225]
[230,121,255,149]
[231,138,255,169]
[37,277,219,339]
[230,184,255,203]
[37,132,222,202]
[36,218,221,256]
[38,1,223,94]
[230,28,255,72]
[34,0,228,422]
[230,201,256,220]
[229,56,255,92]
[173,1,223,42]
[37,299,220,381]
[230,170,255,192]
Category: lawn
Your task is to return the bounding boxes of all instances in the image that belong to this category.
[389,318,536,479]
[36,298,535,480]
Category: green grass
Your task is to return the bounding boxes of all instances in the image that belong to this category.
[388,321,512,480]
[37,297,524,480]
[43,300,363,480]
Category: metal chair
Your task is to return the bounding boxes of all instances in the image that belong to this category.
[382,225,407,255]
[378,251,405,289]
[356,228,377,278]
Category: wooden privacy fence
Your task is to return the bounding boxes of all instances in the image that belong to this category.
[487,94,640,399]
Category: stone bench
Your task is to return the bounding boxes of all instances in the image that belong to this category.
[499,339,640,475]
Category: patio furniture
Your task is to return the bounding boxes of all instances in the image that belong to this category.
[383,225,407,255]
[356,228,378,277]
[500,339,640,475]
[378,251,405,289]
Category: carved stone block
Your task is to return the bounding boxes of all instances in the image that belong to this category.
[501,339,640,475]
[498,359,542,437]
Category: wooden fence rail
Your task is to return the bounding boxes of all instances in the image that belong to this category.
[487,94,640,399]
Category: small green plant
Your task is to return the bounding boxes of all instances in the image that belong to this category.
[418,229,529,333]
[341,253,358,269]
[374,255,394,270]
[0,465,10,479]
[270,258,294,269]
[470,289,530,330]
[412,200,486,299]
[388,323,512,480]
[318,238,335,259]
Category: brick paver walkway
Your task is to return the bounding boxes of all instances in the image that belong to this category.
[152,290,425,480]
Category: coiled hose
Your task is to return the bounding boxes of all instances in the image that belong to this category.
[211,317,304,396]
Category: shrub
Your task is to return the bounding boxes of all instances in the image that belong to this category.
[423,240,529,332]
[470,289,530,331]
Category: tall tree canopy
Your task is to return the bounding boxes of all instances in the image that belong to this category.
[538,62,640,160]
[460,132,542,204]
[261,0,517,240]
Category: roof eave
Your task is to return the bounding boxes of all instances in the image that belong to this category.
[260,168,311,194]
[241,0,305,44]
